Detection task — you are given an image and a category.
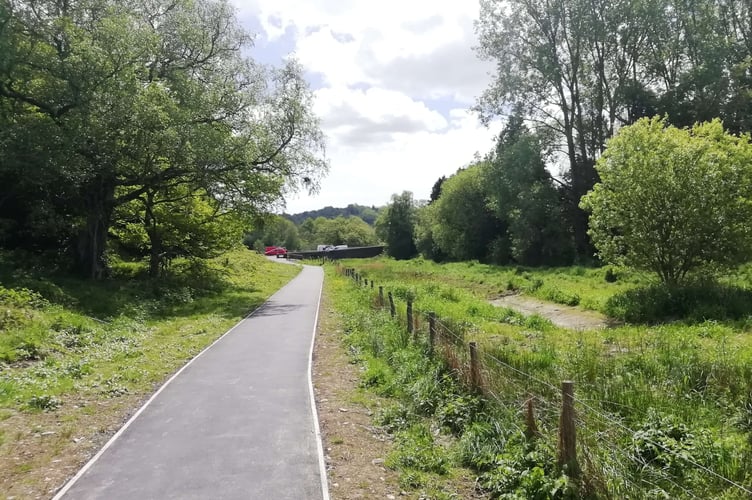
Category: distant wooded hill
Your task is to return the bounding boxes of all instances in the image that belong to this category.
[285,204,381,225]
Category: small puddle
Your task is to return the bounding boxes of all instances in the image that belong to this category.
[490,294,612,330]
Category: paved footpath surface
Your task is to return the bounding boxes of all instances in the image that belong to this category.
[56,265,326,500]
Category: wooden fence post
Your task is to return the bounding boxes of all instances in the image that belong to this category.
[469,341,480,390]
[428,312,436,356]
[407,299,414,337]
[388,292,395,318]
[524,396,540,439]
[558,381,579,478]
[378,286,384,307]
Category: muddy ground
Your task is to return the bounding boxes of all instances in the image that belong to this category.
[491,294,613,330]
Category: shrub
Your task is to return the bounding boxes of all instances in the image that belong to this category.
[605,283,752,323]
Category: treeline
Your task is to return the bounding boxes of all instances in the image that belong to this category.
[284,204,380,226]
[380,115,574,266]
[244,212,381,252]
[381,0,752,267]
[0,0,326,279]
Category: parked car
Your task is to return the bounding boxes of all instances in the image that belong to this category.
[264,246,287,257]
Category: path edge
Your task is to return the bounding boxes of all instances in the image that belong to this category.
[308,266,331,500]
[51,265,305,500]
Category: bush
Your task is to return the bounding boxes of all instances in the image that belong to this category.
[0,286,48,309]
[605,283,752,323]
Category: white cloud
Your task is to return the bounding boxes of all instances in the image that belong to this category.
[314,86,449,145]
[230,0,501,213]
[286,109,497,210]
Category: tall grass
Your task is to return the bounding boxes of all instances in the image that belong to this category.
[333,259,752,499]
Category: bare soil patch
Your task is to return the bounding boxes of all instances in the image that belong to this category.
[312,291,406,499]
[0,392,147,499]
[491,294,613,330]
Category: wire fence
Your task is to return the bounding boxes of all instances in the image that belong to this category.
[336,265,752,498]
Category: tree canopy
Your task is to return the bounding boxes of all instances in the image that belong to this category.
[0,0,327,277]
[428,165,499,262]
[377,192,418,260]
[581,117,752,284]
[476,0,752,260]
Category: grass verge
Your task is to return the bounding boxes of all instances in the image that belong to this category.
[0,249,299,498]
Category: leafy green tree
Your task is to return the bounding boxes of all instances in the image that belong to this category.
[338,217,379,247]
[243,216,301,252]
[431,165,500,261]
[297,216,378,249]
[581,117,752,284]
[116,187,248,276]
[485,119,574,266]
[429,176,446,204]
[413,203,444,261]
[287,204,381,225]
[376,192,417,260]
[475,0,752,260]
[0,0,327,278]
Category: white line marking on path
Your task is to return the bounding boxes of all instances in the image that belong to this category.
[308,267,331,500]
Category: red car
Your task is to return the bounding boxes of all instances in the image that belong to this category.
[264,246,287,258]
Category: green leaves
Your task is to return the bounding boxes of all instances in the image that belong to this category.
[0,0,328,277]
[582,117,752,283]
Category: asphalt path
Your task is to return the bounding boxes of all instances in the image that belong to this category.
[55,265,327,500]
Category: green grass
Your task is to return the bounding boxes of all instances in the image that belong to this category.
[332,258,752,499]
[344,257,647,313]
[0,249,299,411]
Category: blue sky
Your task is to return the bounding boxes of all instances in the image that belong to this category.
[230,0,501,213]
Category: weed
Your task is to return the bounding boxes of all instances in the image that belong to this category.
[360,357,394,395]
[387,424,451,475]
[375,404,414,433]
[26,394,61,412]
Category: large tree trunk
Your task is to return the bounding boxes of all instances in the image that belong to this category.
[144,191,163,278]
[73,176,115,279]
[148,231,163,278]
[74,208,110,279]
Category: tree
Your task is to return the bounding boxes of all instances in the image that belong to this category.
[243,216,301,252]
[0,0,327,278]
[476,0,606,257]
[581,117,752,285]
[431,165,500,261]
[484,119,574,265]
[429,176,446,204]
[475,0,752,260]
[376,192,417,260]
[286,204,381,225]
[295,215,378,249]
[413,203,444,261]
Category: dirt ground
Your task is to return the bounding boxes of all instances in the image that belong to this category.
[491,294,612,330]
[0,393,147,499]
[312,291,407,499]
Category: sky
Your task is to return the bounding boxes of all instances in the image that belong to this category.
[229,0,501,214]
